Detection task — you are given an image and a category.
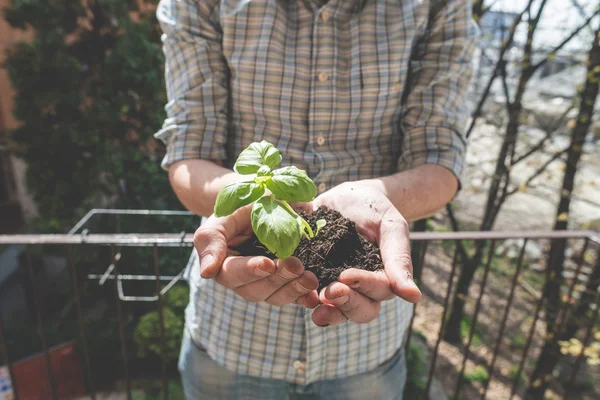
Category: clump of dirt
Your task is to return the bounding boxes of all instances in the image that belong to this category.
[235,206,383,289]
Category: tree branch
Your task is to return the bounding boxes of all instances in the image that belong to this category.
[511,104,575,166]
[507,149,568,196]
[530,6,600,74]
[466,0,536,139]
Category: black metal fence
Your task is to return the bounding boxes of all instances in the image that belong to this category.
[0,213,598,399]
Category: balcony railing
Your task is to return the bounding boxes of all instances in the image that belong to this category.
[0,210,599,399]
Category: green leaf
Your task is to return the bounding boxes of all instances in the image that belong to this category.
[265,166,316,202]
[251,196,302,259]
[214,180,265,217]
[315,219,327,236]
[234,141,282,175]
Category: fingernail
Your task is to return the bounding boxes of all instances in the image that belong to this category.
[349,280,360,289]
[229,249,241,256]
[330,294,349,305]
[200,254,214,272]
[257,260,276,276]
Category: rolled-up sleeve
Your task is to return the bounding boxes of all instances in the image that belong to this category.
[155,0,229,170]
[398,0,478,181]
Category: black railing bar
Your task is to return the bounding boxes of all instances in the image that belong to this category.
[1,230,598,246]
[24,253,59,400]
[425,244,460,399]
[99,252,121,286]
[66,246,96,400]
[0,308,19,400]
[454,240,497,399]
[68,209,195,235]
[481,239,528,399]
[404,241,429,352]
[153,246,169,400]
[87,273,181,281]
[567,293,600,389]
[111,246,132,400]
[509,273,552,398]
[550,239,590,341]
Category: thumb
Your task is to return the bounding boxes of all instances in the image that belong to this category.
[194,205,252,278]
[379,208,422,303]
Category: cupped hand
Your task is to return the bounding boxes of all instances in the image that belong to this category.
[309,181,422,327]
[193,205,320,308]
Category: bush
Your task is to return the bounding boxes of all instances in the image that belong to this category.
[3,0,181,232]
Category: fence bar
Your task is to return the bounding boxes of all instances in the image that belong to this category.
[454,240,497,399]
[66,246,96,400]
[68,209,194,235]
[425,244,460,398]
[111,246,132,400]
[481,239,528,399]
[567,293,600,389]
[153,246,169,400]
[1,230,598,246]
[509,263,552,398]
[404,241,429,351]
[0,308,19,400]
[24,253,59,400]
[550,238,590,341]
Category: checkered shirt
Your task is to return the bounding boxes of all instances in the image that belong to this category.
[156,0,477,385]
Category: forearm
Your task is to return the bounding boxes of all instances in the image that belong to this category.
[168,159,242,216]
[363,164,458,222]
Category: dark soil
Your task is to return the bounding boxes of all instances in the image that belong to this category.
[235,206,383,289]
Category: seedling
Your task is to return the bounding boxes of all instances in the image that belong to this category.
[214,141,326,258]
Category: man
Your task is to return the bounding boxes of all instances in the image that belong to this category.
[156,0,476,398]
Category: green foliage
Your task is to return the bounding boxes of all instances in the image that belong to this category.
[463,365,489,385]
[3,0,180,232]
[134,307,184,360]
[511,331,527,349]
[509,365,526,386]
[460,315,483,347]
[215,141,319,258]
[404,341,428,398]
[134,285,188,360]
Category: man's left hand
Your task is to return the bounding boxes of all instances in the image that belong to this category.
[309,181,422,327]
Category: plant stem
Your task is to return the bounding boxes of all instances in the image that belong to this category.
[280,199,314,238]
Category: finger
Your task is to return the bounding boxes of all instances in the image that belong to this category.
[322,282,380,324]
[214,256,276,288]
[194,205,253,278]
[311,303,347,327]
[296,290,320,309]
[265,271,318,306]
[235,257,305,302]
[379,208,422,303]
[338,269,395,301]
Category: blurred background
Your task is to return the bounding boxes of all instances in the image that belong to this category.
[0,0,599,399]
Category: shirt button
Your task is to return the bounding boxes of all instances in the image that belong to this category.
[321,11,330,22]
[293,360,306,372]
[318,183,327,192]
[318,72,329,82]
[316,135,326,146]
[394,81,401,92]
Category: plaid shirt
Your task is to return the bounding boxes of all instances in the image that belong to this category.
[156,0,476,385]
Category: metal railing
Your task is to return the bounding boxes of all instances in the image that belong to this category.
[0,225,599,399]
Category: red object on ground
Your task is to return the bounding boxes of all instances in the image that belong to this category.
[12,341,86,400]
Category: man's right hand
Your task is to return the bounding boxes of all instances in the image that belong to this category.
[193,205,320,308]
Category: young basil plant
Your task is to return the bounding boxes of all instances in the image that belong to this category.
[214,141,323,259]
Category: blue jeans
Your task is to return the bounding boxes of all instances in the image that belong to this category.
[178,329,407,399]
